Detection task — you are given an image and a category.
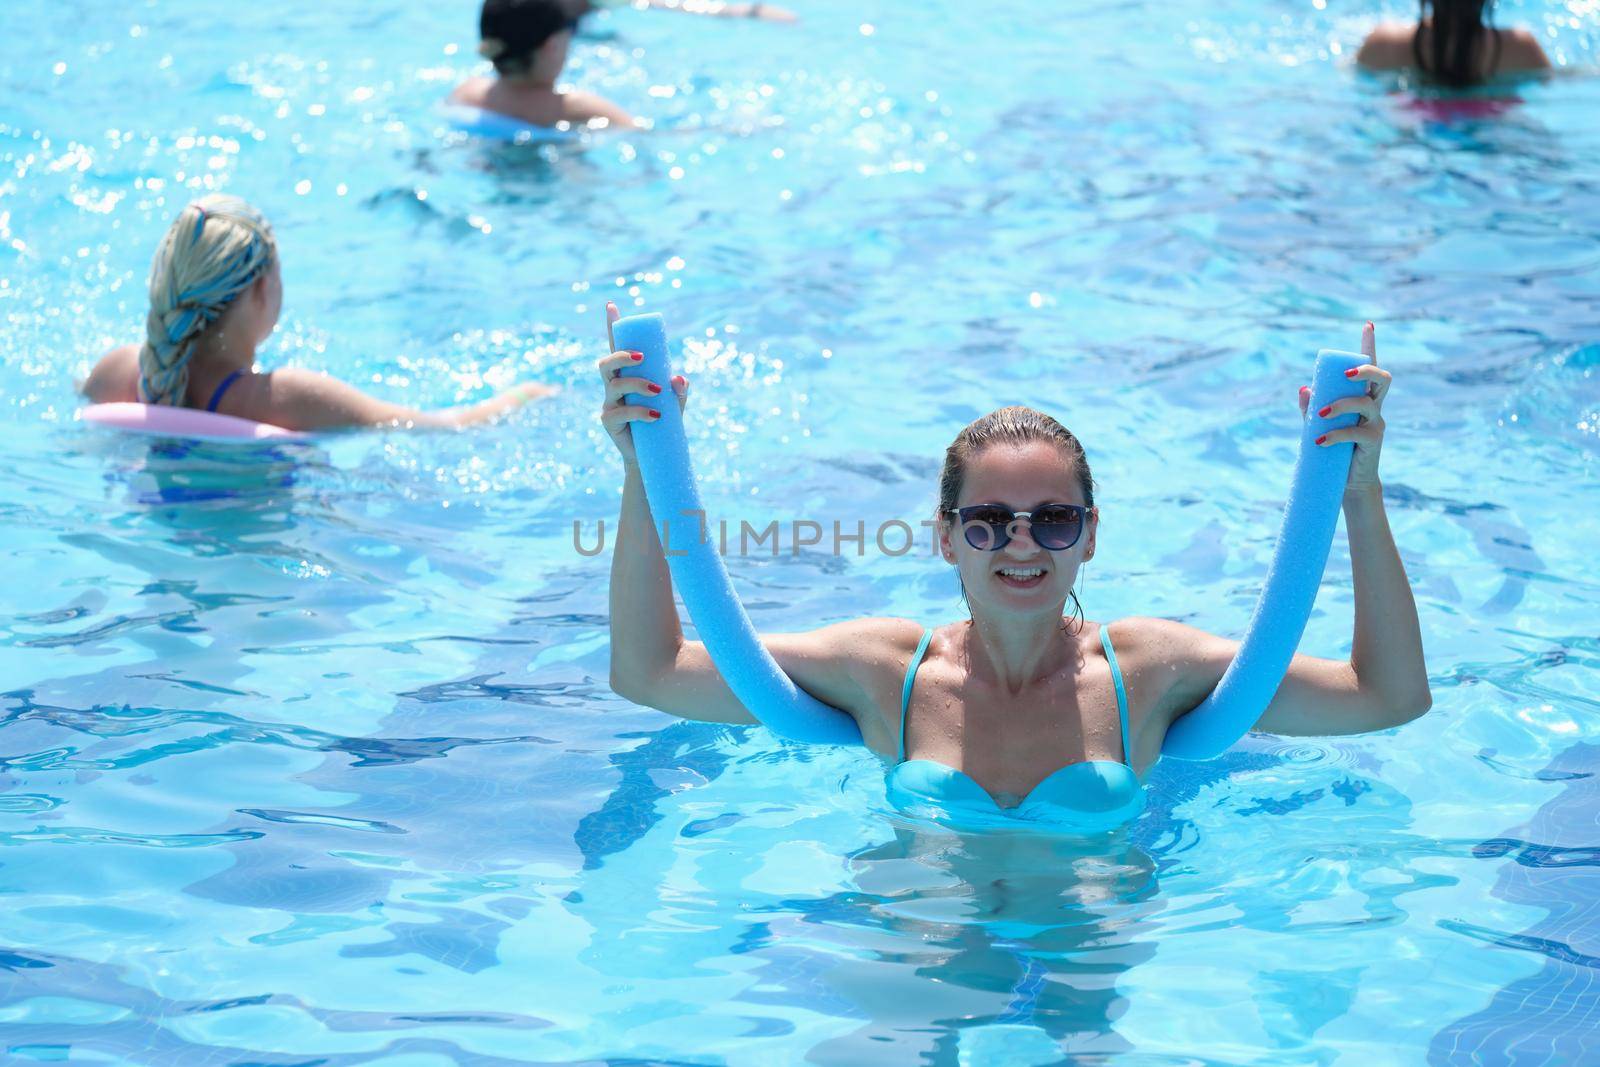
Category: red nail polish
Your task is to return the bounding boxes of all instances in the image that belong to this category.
[1317,405,1331,417]
[1315,434,1327,445]
[1366,321,1374,330]
[1345,368,1358,378]
[647,383,662,394]
[631,352,643,361]
[648,410,661,419]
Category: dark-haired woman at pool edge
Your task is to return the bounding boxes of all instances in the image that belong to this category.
[599,311,1429,827]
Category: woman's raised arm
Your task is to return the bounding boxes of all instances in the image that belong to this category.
[1156,322,1431,740]
[597,301,908,747]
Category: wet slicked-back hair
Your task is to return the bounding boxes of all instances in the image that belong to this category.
[938,406,1096,517]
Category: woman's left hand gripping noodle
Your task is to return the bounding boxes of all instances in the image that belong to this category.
[597,301,688,464]
[1301,321,1390,490]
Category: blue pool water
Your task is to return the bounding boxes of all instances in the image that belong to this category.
[3,0,1599,1062]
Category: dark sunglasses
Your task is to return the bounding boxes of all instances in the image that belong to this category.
[947,503,1090,552]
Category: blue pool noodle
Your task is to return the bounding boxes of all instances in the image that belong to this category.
[615,313,864,746]
[440,103,580,145]
[1160,348,1370,760]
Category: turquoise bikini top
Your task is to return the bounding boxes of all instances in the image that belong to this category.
[885,625,1147,832]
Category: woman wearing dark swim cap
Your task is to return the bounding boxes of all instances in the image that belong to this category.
[448,0,639,131]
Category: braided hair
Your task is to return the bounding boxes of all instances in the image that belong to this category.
[137,195,275,407]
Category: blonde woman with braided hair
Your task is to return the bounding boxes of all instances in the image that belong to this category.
[83,194,557,431]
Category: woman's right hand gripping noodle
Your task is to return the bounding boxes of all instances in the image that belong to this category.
[597,302,915,750]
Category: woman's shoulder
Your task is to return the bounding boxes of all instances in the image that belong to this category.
[216,367,411,432]
[1099,614,1194,645]
[559,90,639,130]
[446,78,494,108]
[1094,617,1238,734]
[1096,616,1235,670]
[1356,21,1417,69]
[1499,27,1552,70]
[81,344,140,402]
[789,616,934,697]
[814,616,931,663]
[767,617,932,752]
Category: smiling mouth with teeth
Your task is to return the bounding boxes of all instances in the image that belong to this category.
[996,566,1047,585]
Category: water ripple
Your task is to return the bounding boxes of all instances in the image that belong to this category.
[0,826,264,848]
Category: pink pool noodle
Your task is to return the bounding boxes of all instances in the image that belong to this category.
[81,403,306,443]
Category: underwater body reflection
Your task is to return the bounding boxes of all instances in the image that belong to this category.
[113,440,320,558]
[829,823,1162,1062]
[549,729,1465,1063]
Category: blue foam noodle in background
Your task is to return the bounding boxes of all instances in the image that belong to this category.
[614,313,864,746]
[439,104,582,145]
[1160,348,1370,760]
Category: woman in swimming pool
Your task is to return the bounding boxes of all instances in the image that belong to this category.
[1357,0,1550,86]
[82,194,557,431]
[448,0,639,131]
[599,307,1429,821]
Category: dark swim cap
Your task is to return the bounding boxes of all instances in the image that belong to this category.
[479,0,585,76]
